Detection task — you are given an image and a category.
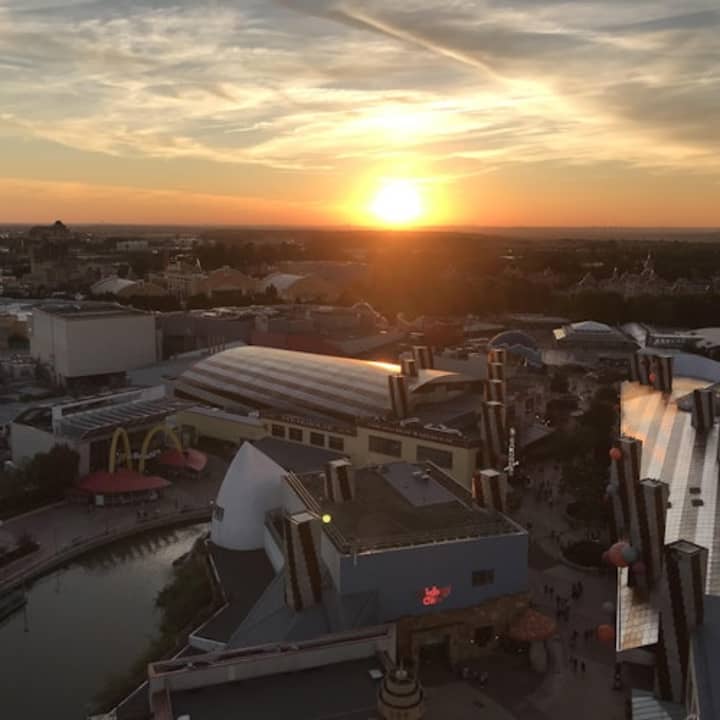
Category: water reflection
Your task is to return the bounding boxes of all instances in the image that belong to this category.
[0,523,207,719]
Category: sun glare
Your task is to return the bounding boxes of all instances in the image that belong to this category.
[370,179,424,226]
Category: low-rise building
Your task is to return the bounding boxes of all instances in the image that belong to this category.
[200,447,528,669]
[10,385,188,476]
[30,302,158,389]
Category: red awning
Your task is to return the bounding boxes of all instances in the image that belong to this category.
[185,448,207,472]
[77,469,171,495]
[156,448,207,472]
[156,448,187,468]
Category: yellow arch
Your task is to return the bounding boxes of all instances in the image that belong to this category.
[109,427,133,472]
[138,423,183,473]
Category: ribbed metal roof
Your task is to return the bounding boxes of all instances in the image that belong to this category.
[176,346,467,419]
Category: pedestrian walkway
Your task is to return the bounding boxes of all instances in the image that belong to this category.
[0,455,227,585]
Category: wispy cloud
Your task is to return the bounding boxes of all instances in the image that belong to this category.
[0,0,718,177]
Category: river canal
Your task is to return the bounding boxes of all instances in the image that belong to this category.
[0,523,207,719]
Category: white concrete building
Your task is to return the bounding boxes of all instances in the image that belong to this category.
[30,302,158,387]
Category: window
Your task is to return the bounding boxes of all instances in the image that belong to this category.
[310,432,325,447]
[416,445,453,469]
[213,505,225,521]
[328,435,345,451]
[369,435,402,458]
[472,569,494,587]
[271,424,286,438]
[288,427,303,442]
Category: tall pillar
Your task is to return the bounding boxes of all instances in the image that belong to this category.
[324,459,355,503]
[481,400,506,469]
[691,388,715,432]
[283,511,323,612]
[472,468,508,514]
[629,353,651,385]
[650,354,673,394]
[655,541,708,704]
[610,437,643,547]
[389,374,410,419]
[412,346,434,370]
[635,479,670,588]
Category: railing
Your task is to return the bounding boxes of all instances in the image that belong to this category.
[0,506,212,593]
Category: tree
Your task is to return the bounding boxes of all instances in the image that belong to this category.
[24,444,80,498]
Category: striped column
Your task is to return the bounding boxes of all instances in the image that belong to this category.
[629,353,651,385]
[401,357,418,378]
[650,354,673,394]
[389,374,410,419]
[283,511,323,611]
[377,668,424,720]
[611,437,643,547]
[488,348,507,365]
[472,468,508,513]
[412,346,434,370]
[635,479,670,588]
[485,379,505,404]
[488,362,505,382]
[655,541,708,704]
[481,400,506,469]
[691,388,715,432]
[324,459,355,503]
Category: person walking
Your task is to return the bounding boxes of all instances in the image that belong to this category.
[581,661,586,673]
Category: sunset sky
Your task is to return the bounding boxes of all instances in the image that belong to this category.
[0,0,718,227]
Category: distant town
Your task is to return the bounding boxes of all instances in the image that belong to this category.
[0,221,718,720]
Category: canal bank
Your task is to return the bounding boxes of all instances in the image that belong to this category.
[0,523,208,720]
[0,507,211,594]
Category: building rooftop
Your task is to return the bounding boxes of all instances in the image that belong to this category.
[170,657,381,720]
[35,302,148,319]
[56,396,189,439]
[616,374,720,652]
[176,345,470,420]
[293,461,521,554]
[253,436,347,474]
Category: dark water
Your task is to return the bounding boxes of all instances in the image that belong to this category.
[0,524,207,719]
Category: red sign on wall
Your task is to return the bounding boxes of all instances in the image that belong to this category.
[421,585,452,606]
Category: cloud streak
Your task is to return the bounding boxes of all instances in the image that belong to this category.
[0,0,718,182]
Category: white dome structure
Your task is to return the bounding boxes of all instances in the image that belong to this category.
[211,442,286,551]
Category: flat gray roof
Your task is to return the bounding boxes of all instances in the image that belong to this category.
[254,436,347,474]
[297,461,521,553]
[36,302,148,318]
[171,658,380,720]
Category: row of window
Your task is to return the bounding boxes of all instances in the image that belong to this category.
[368,435,454,470]
[269,425,456,469]
[271,424,345,451]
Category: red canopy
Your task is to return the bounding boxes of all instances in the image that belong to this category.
[156,448,186,468]
[185,448,207,472]
[155,448,207,472]
[77,469,171,495]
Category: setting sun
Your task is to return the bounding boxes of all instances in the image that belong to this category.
[370,179,424,226]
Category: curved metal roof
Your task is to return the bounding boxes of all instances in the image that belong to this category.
[489,330,538,350]
[176,345,466,419]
